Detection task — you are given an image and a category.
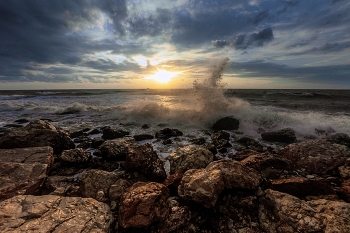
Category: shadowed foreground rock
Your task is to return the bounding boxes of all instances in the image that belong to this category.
[0,195,113,232]
[259,189,350,233]
[0,146,54,166]
[60,148,91,163]
[119,182,170,229]
[261,128,296,143]
[278,139,346,176]
[212,116,239,130]
[98,138,137,160]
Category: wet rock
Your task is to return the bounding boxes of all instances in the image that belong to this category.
[126,143,167,182]
[163,171,183,195]
[88,156,123,172]
[212,130,230,141]
[231,149,261,161]
[0,119,75,154]
[158,206,191,233]
[0,195,113,232]
[0,162,48,201]
[109,179,131,202]
[70,130,87,138]
[142,124,150,129]
[89,128,102,135]
[241,153,292,172]
[168,145,213,174]
[77,141,91,149]
[0,146,53,167]
[189,137,206,145]
[102,127,129,140]
[80,169,121,200]
[206,159,262,190]
[178,168,224,208]
[60,148,91,163]
[119,182,170,228]
[336,180,350,202]
[261,128,296,143]
[91,137,105,148]
[270,177,335,197]
[259,189,350,233]
[155,128,183,139]
[42,175,75,195]
[163,139,172,145]
[14,118,30,123]
[278,139,346,177]
[98,137,137,160]
[237,136,264,152]
[134,134,154,141]
[327,133,350,148]
[4,124,23,128]
[73,135,92,143]
[212,116,239,130]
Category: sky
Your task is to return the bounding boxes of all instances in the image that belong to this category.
[0,0,350,89]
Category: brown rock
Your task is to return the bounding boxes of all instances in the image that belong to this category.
[109,179,131,202]
[338,165,350,181]
[168,145,213,174]
[158,206,191,233]
[98,137,137,160]
[206,159,262,190]
[126,143,167,182]
[80,169,121,200]
[42,175,75,194]
[241,153,291,172]
[163,171,183,195]
[60,148,91,163]
[0,195,113,232]
[270,177,335,197]
[0,120,75,154]
[231,149,261,161]
[261,128,296,143]
[178,169,224,208]
[119,182,170,228]
[336,180,350,202]
[259,189,350,233]
[278,139,346,177]
[0,162,47,201]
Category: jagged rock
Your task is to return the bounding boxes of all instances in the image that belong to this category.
[77,141,91,149]
[327,133,350,148]
[230,149,261,161]
[259,189,350,233]
[73,135,92,143]
[189,137,206,145]
[70,130,87,138]
[119,182,170,228]
[241,153,292,172]
[270,177,335,197]
[339,164,350,181]
[237,136,264,152]
[91,137,105,148]
[126,143,167,182]
[89,128,102,135]
[168,145,213,174]
[0,162,47,201]
[0,120,75,154]
[337,180,350,202]
[98,137,137,160]
[206,159,262,190]
[102,127,129,140]
[178,168,224,208]
[261,128,296,143]
[80,169,121,200]
[133,134,154,141]
[212,116,239,130]
[157,206,191,233]
[155,128,183,139]
[60,148,91,163]
[278,139,346,176]
[88,156,123,172]
[109,179,131,202]
[211,130,230,141]
[163,171,184,195]
[0,195,113,232]
[42,175,75,195]
[0,146,53,167]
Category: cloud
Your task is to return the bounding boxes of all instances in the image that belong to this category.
[212,28,274,50]
[290,41,350,55]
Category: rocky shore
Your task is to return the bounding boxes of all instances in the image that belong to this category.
[0,118,350,232]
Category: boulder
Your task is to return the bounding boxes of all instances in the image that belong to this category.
[119,182,170,228]
[126,143,167,182]
[178,168,224,208]
[42,175,75,194]
[133,134,154,141]
[230,149,261,161]
[339,164,350,181]
[98,137,137,160]
[0,120,75,154]
[189,137,206,145]
[155,128,183,139]
[237,136,264,151]
[89,128,102,135]
[212,116,239,130]
[73,135,92,143]
[270,177,335,197]
[60,148,91,163]
[168,145,213,174]
[211,130,230,141]
[241,153,292,172]
[261,128,296,143]
[0,195,113,232]
[206,159,262,190]
[259,189,350,233]
[0,162,48,201]
[88,156,123,172]
[337,180,350,202]
[163,171,184,195]
[102,127,129,140]
[80,169,121,200]
[91,137,104,148]
[157,206,191,233]
[70,130,87,138]
[327,133,350,148]
[77,141,91,149]
[0,146,53,168]
[278,139,346,176]
[109,179,131,202]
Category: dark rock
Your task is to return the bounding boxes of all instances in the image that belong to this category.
[337,180,350,202]
[278,139,346,177]
[134,134,154,141]
[91,137,104,148]
[270,177,335,197]
[119,182,170,228]
[89,128,102,135]
[211,130,230,141]
[315,127,336,136]
[157,206,191,233]
[241,153,292,172]
[212,116,239,130]
[77,141,91,149]
[102,127,129,140]
[42,175,75,195]
[189,137,206,145]
[155,128,183,139]
[231,149,261,161]
[70,130,86,138]
[163,139,172,145]
[88,156,123,172]
[60,148,91,163]
[4,124,23,128]
[162,171,183,195]
[73,135,92,143]
[206,144,217,155]
[327,133,350,148]
[14,118,30,123]
[142,124,150,129]
[339,163,350,180]
[158,123,168,127]
[237,136,264,152]
[0,120,75,154]
[261,128,296,143]
[98,138,137,160]
[109,179,131,202]
[126,143,167,182]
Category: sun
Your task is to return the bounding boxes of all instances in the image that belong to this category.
[144,68,182,83]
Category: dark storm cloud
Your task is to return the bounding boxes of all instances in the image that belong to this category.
[212,28,274,50]
[230,60,350,84]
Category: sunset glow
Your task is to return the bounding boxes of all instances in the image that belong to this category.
[144,69,182,83]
